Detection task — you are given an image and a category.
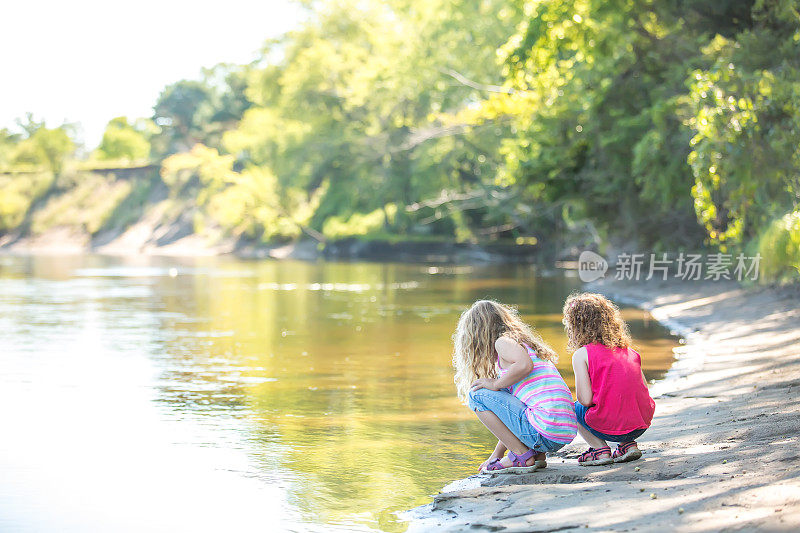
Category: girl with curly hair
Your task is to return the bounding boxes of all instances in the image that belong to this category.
[563,292,655,466]
[453,300,577,473]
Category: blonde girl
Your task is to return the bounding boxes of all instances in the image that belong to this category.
[563,293,655,466]
[453,300,577,473]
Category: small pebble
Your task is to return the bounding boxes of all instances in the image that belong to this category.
[650,493,657,499]
[634,466,641,471]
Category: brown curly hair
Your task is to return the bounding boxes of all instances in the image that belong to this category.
[452,300,558,403]
[562,292,632,353]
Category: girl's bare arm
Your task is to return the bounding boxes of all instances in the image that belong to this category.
[470,337,534,392]
[572,347,593,406]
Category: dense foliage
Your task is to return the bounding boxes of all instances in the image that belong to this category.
[94,117,153,162]
[1,0,799,279]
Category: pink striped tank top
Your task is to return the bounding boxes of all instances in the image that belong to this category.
[497,344,578,444]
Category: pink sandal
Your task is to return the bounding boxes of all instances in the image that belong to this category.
[612,441,642,463]
[482,449,540,474]
[577,446,613,466]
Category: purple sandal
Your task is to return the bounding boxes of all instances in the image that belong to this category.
[482,449,540,474]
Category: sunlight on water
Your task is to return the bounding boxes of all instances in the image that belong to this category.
[0,255,676,532]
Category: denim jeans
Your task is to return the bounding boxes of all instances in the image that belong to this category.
[467,387,564,453]
[574,401,647,442]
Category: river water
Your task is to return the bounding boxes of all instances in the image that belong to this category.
[0,254,676,532]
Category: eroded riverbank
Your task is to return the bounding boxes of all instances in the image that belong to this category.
[406,278,800,532]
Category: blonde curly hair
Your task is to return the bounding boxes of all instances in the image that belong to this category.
[452,300,557,403]
[562,292,632,353]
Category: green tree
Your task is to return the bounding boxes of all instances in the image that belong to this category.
[95,116,152,162]
[152,80,213,155]
[686,0,800,249]
[151,65,252,157]
[473,0,719,248]
[10,115,75,174]
[0,128,22,169]
[160,144,321,242]
[225,0,523,239]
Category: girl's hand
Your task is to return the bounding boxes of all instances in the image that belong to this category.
[470,378,500,392]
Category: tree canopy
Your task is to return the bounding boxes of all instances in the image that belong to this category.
[2,0,799,279]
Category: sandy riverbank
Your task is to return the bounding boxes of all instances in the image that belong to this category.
[406,278,800,531]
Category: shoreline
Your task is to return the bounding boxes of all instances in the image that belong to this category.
[404,278,800,531]
[0,235,544,264]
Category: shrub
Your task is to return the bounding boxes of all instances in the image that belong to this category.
[757,211,800,282]
[322,204,397,239]
[0,171,54,230]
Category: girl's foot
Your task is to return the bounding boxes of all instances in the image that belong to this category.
[612,441,642,463]
[577,446,613,466]
[483,449,539,473]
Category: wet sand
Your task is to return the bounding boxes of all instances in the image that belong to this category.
[406,278,800,531]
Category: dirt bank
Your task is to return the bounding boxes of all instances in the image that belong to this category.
[405,278,800,531]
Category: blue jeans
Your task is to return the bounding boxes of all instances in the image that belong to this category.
[467,388,564,453]
[574,401,647,442]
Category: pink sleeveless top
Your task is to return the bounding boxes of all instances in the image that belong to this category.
[584,343,655,434]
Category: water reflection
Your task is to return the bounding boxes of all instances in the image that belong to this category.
[0,255,677,532]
